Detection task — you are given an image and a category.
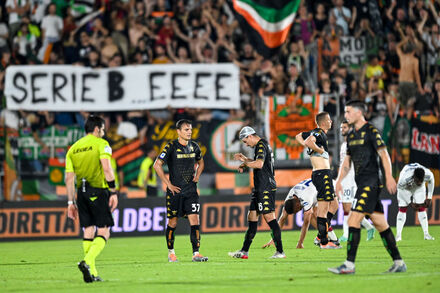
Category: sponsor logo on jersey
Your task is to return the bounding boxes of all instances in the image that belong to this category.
[159,153,166,159]
[177,153,196,159]
[73,146,92,154]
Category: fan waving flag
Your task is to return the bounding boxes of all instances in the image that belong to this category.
[232,0,300,58]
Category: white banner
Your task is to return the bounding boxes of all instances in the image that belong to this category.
[5,64,240,111]
[339,36,383,66]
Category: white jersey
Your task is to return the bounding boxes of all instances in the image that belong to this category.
[285,179,317,212]
[397,163,435,199]
[340,141,355,187]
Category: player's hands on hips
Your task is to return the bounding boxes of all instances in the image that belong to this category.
[262,239,274,248]
[386,176,397,195]
[335,180,343,200]
[167,183,181,195]
[296,242,304,249]
[424,198,432,208]
[109,194,118,212]
[234,153,246,162]
[67,204,78,220]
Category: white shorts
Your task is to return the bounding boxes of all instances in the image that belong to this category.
[341,183,357,204]
[397,185,426,207]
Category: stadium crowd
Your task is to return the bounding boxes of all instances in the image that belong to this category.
[0,0,440,172]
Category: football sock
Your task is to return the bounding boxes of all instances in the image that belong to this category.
[380,227,402,260]
[343,215,349,238]
[190,225,201,253]
[84,236,106,276]
[328,230,338,241]
[347,227,360,262]
[327,212,334,227]
[417,211,429,235]
[241,221,258,252]
[361,218,374,230]
[317,217,328,245]
[268,219,283,253]
[166,226,176,250]
[82,238,93,256]
[396,211,406,238]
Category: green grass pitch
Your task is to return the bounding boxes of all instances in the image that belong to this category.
[1,226,439,292]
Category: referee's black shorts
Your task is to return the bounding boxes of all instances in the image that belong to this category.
[77,187,114,228]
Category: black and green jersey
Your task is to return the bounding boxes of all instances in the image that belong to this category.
[158,140,202,193]
[253,138,276,192]
[65,134,112,188]
[346,123,385,187]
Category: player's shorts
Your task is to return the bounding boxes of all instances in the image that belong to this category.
[312,169,335,201]
[77,187,114,228]
[351,185,384,214]
[166,191,200,218]
[249,189,276,214]
[397,185,426,207]
[341,182,357,204]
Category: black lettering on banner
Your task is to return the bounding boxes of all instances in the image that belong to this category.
[221,206,227,228]
[206,207,218,228]
[17,212,29,233]
[108,71,124,102]
[52,73,67,102]
[72,73,76,102]
[9,211,15,233]
[229,206,241,227]
[354,38,364,51]
[0,213,6,233]
[150,72,166,101]
[42,212,51,232]
[32,212,41,233]
[54,212,63,232]
[11,72,27,103]
[82,73,99,102]
[194,72,210,100]
[215,73,230,101]
[31,73,48,104]
[171,72,188,100]
[340,38,351,51]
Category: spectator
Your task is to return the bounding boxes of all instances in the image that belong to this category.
[323,13,344,39]
[313,3,327,34]
[132,37,153,64]
[13,23,37,64]
[330,0,351,35]
[137,147,158,197]
[101,35,119,66]
[286,63,305,101]
[0,11,9,55]
[433,79,440,117]
[6,0,30,42]
[38,3,63,61]
[152,45,171,64]
[365,55,385,90]
[413,82,436,116]
[77,31,96,64]
[418,12,440,79]
[397,38,424,112]
[166,38,190,64]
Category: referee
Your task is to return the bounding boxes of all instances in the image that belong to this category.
[153,119,208,263]
[66,115,118,283]
[329,100,406,274]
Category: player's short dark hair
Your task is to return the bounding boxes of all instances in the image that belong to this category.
[176,119,192,130]
[284,196,301,214]
[341,119,349,125]
[315,111,329,125]
[346,100,367,113]
[84,115,105,133]
[414,167,425,182]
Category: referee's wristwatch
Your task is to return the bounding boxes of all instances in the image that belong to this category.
[67,200,75,205]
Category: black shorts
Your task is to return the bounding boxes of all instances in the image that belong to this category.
[312,169,335,201]
[249,190,276,214]
[166,191,200,218]
[77,187,114,228]
[351,185,384,214]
